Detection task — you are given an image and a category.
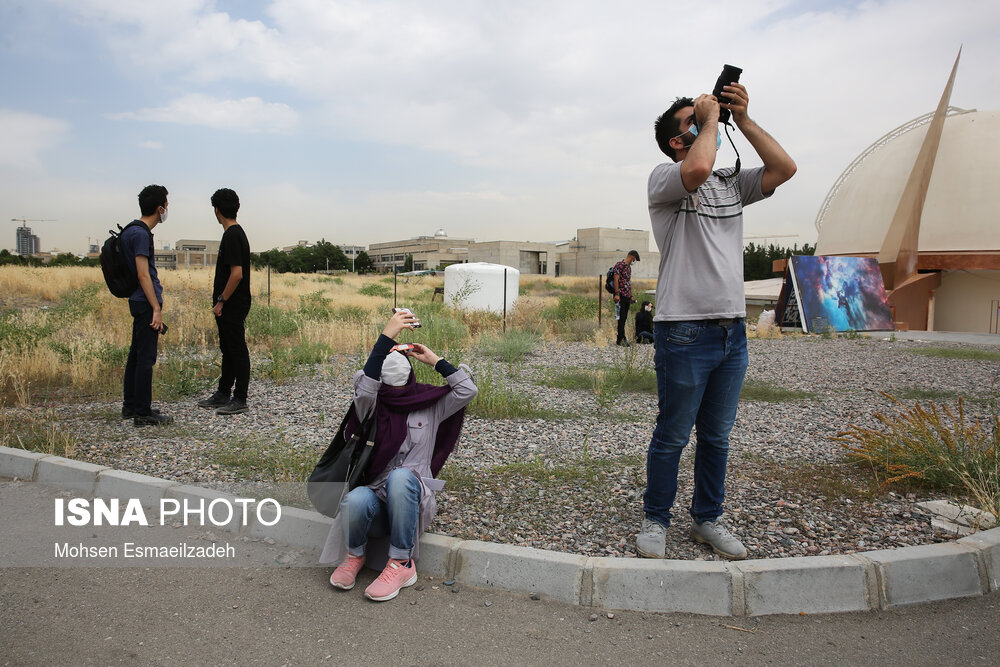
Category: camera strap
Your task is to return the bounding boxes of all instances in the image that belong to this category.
[713,121,741,180]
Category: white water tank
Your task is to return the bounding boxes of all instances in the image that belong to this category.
[444,262,519,313]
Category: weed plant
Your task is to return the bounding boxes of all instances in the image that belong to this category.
[0,412,77,458]
[837,394,1000,524]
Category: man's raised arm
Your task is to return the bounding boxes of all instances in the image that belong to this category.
[723,83,797,194]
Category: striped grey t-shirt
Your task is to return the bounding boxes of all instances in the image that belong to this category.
[647,162,770,321]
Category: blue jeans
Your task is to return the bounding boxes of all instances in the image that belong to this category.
[644,319,748,528]
[345,468,421,561]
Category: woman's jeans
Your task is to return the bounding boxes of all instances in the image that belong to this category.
[643,319,748,528]
[345,468,421,561]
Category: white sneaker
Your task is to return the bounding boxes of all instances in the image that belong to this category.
[636,517,666,558]
[691,519,747,560]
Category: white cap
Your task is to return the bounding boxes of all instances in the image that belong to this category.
[380,351,411,387]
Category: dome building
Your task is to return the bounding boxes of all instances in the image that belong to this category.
[815,61,1000,333]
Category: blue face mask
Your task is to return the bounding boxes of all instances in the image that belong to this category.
[682,124,722,150]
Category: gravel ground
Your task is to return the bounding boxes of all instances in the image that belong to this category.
[6,335,998,562]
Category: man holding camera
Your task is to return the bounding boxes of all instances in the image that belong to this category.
[637,82,796,560]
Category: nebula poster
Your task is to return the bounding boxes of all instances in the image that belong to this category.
[787,256,894,333]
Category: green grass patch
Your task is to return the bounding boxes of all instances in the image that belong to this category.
[547,294,599,321]
[467,364,571,419]
[246,304,302,341]
[0,412,78,458]
[155,357,216,399]
[895,387,959,402]
[740,380,815,402]
[406,308,469,357]
[297,290,333,321]
[477,330,539,364]
[911,347,1000,362]
[258,340,334,382]
[207,434,316,482]
[540,365,657,395]
[359,283,392,299]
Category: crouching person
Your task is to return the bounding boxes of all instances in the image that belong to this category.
[319,310,477,601]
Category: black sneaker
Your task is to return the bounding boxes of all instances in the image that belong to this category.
[134,413,174,427]
[122,407,161,419]
[216,399,248,416]
[197,391,231,409]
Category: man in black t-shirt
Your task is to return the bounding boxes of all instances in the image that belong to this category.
[197,188,252,415]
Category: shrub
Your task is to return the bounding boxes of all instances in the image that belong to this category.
[246,305,301,341]
[549,294,598,321]
[359,283,393,299]
[297,290,333,321]
[837,395,1000,525]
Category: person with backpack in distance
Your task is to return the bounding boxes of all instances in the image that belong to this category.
[197,188,252,416]
[121,184,172,426]
[611,250,640,347]
[320,309,477,602]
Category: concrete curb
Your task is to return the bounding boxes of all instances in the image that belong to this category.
[3,445,998,616]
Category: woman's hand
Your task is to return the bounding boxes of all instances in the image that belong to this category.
[382,310,419,339]
[408,343,440,367]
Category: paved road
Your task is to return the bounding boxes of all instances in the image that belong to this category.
[3,481,999,665]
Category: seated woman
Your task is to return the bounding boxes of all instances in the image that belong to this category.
[320,310,477,602]
[634,300,654,344]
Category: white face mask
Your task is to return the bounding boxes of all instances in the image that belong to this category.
[159,206,168,223]
[380,351,411,387]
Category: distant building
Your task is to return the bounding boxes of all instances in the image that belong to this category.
[15,226,40,256]
[555,227,659,279]
[369,229,472,272]
[155,239,220,270]
[339,244,365,260]
[467,240,559,275]
[365,226,659,278]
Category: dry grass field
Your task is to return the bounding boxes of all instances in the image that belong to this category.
[0,266,662,405]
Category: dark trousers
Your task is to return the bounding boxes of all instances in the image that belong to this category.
[123,300,159,416]
[216,301,251,401]
[616,295,632,344]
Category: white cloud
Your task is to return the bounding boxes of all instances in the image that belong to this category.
[20,0,1000,248]
[107,95,298,133]
[0,109,69,171]
[138,140,164,150]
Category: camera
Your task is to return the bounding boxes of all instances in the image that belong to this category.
[712,64,743,125]
[392,307,422,328]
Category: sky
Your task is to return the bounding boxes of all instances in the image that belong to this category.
[1,0,998,255]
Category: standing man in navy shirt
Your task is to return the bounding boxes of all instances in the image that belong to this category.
[122,184,173,426]
[198,188,252,415]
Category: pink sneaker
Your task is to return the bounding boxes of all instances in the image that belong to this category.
[329,554,366,590]
[363,558,417,602]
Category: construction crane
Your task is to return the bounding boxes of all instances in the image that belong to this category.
[11,218,56,225]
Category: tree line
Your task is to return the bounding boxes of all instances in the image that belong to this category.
[0,249,99,267]
[250,240,375,274]
[2,242,814,279]
[743,242,815,281]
